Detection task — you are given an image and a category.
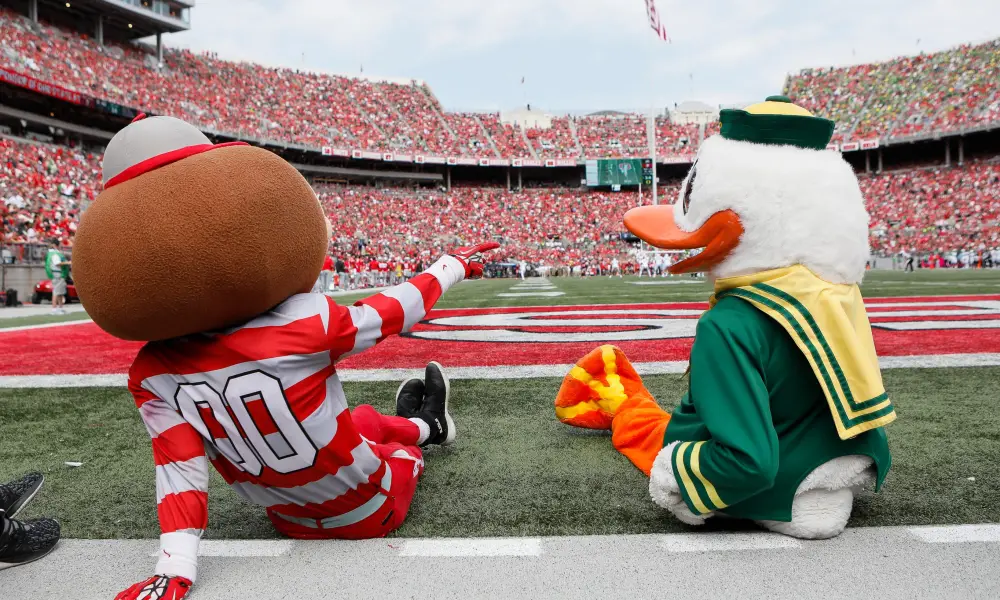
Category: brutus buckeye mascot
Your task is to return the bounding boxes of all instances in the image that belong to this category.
[72,115,497,600]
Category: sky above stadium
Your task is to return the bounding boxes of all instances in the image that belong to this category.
[170,0,1000,114]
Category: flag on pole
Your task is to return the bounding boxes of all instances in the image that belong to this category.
[645,0,670,42]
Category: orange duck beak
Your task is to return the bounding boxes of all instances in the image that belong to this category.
[624,206,744,274]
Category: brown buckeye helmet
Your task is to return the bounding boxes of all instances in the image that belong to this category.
[72,115,328,341]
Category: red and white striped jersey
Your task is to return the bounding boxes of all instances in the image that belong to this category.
[129,256,465,582]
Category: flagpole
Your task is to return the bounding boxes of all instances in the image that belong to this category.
[649,106,657,206]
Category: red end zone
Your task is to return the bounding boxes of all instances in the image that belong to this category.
[2,295,998,376]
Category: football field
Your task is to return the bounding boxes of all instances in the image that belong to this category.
[1,270,999,598]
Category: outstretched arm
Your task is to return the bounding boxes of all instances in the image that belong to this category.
[116,380,207,600]
[328,243,498,360]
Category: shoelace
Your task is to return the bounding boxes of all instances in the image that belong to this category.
[0,512,25,555]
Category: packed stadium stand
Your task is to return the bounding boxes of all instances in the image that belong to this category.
[4,132,998,272]
[0,7,706,159]
[861,160,1000,256]
[785,39,1000,142]
[4,6,999,160]
[1,137,93,251]
[576,114,648,158]
[526,116,580,159]
[2,3,999,289]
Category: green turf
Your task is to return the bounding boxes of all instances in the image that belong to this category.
[0,311,91,329]
[2,366,998,539]
[329,269,1000,308]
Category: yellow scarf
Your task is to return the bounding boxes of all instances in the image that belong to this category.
[711,265,896,440]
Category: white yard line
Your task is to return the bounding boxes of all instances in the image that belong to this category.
[399,538,543,557]
[11,527,1000,600]
[496,292,565,297]
[0,305,88,319]
[907,524,1000,543]
[54,525,1000,558]
[3,353,999,388]
[0,318,93,333]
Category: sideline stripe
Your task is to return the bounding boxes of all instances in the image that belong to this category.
[0,318,94,333]
[399,538,542,557]
[38,525,1000,561]
[2,353,1000,388]
[907,524,1000,543]
[147,540,294,558]
[660,533,802,552]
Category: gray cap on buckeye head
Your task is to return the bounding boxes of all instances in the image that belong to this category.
[102,114,212,188]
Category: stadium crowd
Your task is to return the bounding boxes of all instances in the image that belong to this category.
[4,134,999,285]
[0,9,702,160]
[10,8,997,163]
[315,183,667,278]
[3,7,1000,288]
[860,160,1000,260]
[787,38,1000,141]
[0,138,95,263]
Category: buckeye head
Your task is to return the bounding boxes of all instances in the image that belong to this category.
[73,115,328,341]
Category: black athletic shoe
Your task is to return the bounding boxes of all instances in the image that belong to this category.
[418,361,455,446]
[395,377,425,419]
[0,516,60,570]
[0,472,44,519]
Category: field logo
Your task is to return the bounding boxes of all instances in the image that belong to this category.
[409,309,703,343]
[408,299,1000,344]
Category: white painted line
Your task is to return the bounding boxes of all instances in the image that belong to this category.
[328,286,388,297]
[628,280,704,285]
[0,374,129,388]
[398,537,542,557]
[908,524,1000,544]
[149,540,294,558]
[4,353,1000,388]
[660,532,802,552]
[0,318,94,333]
[877,353,1000,369]
[0,305,88,320]
[496,292,565,297]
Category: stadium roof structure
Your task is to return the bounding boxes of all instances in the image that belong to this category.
[24,0,191,40]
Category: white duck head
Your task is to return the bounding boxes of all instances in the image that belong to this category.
[625,96,870,285]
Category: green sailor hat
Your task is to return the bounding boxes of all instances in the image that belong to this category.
[719,95,834,150]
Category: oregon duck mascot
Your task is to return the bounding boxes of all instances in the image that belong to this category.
[554,96,895,539]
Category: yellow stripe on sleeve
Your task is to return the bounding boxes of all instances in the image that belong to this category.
[674,442,711,515]
[689,441,726,510]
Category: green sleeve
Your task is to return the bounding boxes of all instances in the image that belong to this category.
[672,303,779,515]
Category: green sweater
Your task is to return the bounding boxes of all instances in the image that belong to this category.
[663,295,891,522]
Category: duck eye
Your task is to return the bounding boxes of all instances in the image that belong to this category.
[681,163,697,214]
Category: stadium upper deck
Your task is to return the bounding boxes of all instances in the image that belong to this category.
[2,6,997,163]
[785,38,1000,143]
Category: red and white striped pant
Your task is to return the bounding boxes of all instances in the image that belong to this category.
[268,405,424,539]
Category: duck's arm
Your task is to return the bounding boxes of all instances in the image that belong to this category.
[650,306,779,518]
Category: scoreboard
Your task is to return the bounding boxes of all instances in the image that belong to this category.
[585,158,654,188]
